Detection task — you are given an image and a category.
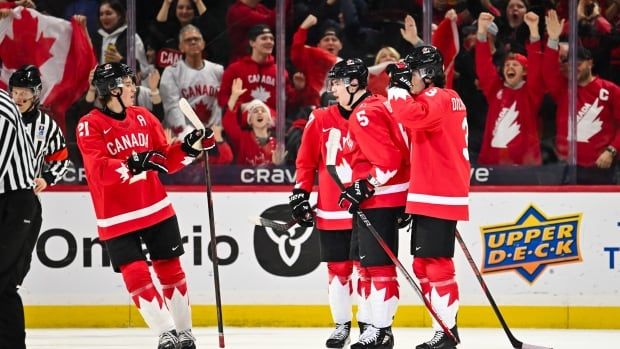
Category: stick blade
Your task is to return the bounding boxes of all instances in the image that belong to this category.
[520,343,553,349]
[179,97,205,130]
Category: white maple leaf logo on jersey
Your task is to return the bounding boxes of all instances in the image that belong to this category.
[370,168,397,187]
[387,87,409,101]
[491,101,520,148]
[336,157,353,184]
[251,85,271,102]
[116,163,130,182]
[577,98,604,142]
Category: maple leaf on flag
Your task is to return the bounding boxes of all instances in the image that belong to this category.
[193,99,211,125]
[0,9,55,69]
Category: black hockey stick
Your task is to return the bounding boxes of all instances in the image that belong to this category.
[251,204,318,231]
[180,99,225,347]
[203,151,225,348]
[324,129,458,343]
[455,230,552,349]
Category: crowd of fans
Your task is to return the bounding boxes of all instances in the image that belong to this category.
[1,0,619,184]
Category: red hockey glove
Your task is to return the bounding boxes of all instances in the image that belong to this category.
[288,189,313,227]
[338,180,375,214]
[127,151,168,175]
[182,128,215,157]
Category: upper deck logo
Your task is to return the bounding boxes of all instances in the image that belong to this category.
[480,204,582,283]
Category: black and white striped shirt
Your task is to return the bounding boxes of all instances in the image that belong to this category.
[22,109,69,185]
[0,89,35,194]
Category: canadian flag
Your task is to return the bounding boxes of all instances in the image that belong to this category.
[0,7,96,131]
[432,16,459,90]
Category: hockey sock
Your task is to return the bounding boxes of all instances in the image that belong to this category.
[413,258,431,300]
[367,265,399,328]
[327,261,353,324]
[152,257,192,332]
[426,257,459,330]
[354,262,372,326]
[120,260,174,334]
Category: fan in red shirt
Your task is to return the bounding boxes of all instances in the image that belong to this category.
[387,45,470,349]
[475,11,545,165]
[543,10,620,184]
[76,63,215,349]
[329,58,410,349]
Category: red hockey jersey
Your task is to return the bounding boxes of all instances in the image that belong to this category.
[295,105,352,230]
[475,40,545,165]
[76,106,193,240]
[388,86,470,221]
[343,95,410,209]
[543,46,620,167]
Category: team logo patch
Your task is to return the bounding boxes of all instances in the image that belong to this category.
[36,124,46,140]
[480,204,582,284]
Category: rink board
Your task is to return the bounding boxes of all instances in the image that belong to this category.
[21,188,620,328]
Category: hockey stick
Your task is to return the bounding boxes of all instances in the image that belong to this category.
[324,129,458,343]
[250,204,318,231]
[455,230,552,349]
[180,99,226,348]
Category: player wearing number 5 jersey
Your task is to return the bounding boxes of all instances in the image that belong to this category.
[387,46,470,349]
[329,59,410,349]
[77,63,215,349]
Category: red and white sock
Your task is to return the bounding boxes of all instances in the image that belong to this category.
[355,262,372,325]
[153,257,192,332]
[367,265,399,328]
[120,260,174,334]
[414,257,459,330]
[327,261,353,324]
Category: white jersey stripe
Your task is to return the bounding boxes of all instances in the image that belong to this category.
[96,198,172,228]
[407,193,469,206]
[375,182,409,195]
[315,208,351,220]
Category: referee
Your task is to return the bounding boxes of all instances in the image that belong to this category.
[9,66,69,287]
[0,85,37,349]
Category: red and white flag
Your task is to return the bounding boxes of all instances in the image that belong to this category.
[432,17,459,90]
[0,7,96,131]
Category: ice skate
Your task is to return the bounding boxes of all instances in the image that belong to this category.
[350,325,393,349]
[415,326,459,349]
[158,330,180,349]
[178,329,196,349]
[358,321,370,336]
[326,321,351,348]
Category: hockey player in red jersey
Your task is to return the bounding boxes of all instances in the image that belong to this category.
[326,59,409,349]
[387,46,470,349]
[289,86,370,348]
[76,62,215,349]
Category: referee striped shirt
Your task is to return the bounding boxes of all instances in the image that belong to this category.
[22,109,69,185]
[0,89,35,194]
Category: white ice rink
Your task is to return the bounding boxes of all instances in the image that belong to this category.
[26,327,619,348]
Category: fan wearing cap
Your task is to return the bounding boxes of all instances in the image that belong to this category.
[218,24,311,125]
[225,0,291,61]
[222,77,286,166]
[543,10,620,184]
[291,14,342,106]
[475,11,545,165]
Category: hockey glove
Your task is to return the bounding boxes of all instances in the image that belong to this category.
[127,151,168,175]
[396,212,413,229]
[387,61,413,91]
[338,179,375,214]
[288,189,314,227]
[182,128,215,157]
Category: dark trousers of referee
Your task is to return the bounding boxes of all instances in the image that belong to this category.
[0,189,40,349]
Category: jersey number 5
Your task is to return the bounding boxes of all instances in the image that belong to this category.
[77,121,90,137]
[356,110,369,127]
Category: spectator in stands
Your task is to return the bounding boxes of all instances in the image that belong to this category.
[226,0,290,62]
[475,11,545,165]
[91,0,150,73]
[605,0,620,84]
[217,24,310,127]
[150,0,208,71]
[62,0,99,38]
[222,78,287,166]
[544,10,620,184]
[495,0,531,57]
[368,46,400,96]
[135,67,164,121]
[160,24,224,137]
[575,0,614,82]
[291,14,341,107]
